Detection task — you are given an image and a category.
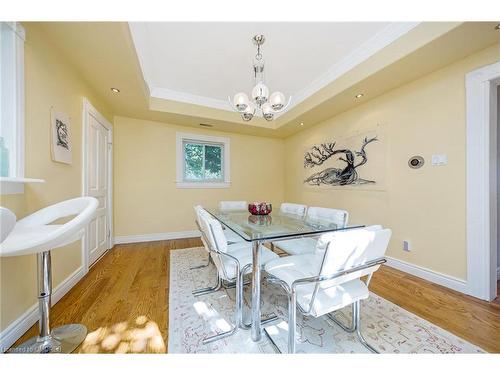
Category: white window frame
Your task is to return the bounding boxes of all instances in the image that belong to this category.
[176,132,230,188]
[0,22,43,194]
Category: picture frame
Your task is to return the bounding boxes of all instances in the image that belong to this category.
[50,107,72,164]
[303,127,386,191]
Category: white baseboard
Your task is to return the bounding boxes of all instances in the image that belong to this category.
[114,230,201,245]
[0,266,86,352]
[385,256,469,294]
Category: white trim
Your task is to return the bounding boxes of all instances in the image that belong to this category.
[14,22,25,181]
[3,22,25,40]
[0,177,44,194]
[0,265,85,352]
[465,61,500,301]
[130,22,419,115]
[82,98,114,273]
[150,86,232,112]
[175,182,230,189]
[114,230,201,245]
[385,256,468,294]
[175,131,231,189]
[286,22,420,114]
[0,22,26,193]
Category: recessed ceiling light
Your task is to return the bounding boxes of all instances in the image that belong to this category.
[355,93,364,99]
[199,123,213,128]
[495,24,500,30]
[110,87,120,93]
[300,122,304,126]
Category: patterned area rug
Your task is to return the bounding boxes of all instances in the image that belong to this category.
[168,247,485,354]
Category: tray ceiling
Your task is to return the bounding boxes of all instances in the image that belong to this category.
[129,22,418,112]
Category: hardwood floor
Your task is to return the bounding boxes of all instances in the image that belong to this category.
[13,239,500,353]
[370,265,500,353]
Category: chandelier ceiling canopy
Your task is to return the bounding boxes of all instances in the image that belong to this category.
[229,34,291,122]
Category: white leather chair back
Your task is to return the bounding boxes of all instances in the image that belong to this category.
[197,214,230,278]
[219,201,247,211]
[306,207,349,227]
[0,207,16,243]
[198,214,228,254]
[280,203,307,217]
[193,205,206,225]
[315,227,391,287]
[207,218,229,253]
[194,205,211,253]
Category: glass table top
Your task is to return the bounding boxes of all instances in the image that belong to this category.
[206,208,364,242]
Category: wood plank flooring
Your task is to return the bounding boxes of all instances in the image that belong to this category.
[13,238,500,353]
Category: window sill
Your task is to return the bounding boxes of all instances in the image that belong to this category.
[176,181,231,189]
[0,177,45,195]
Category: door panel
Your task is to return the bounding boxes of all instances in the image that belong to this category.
[87,113,110,266]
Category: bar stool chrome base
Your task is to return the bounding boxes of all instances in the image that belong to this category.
[9,251,87,354]
[13,324,87,353]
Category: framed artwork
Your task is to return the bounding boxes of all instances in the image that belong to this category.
[50,108,72,164]
[303,127,386,190]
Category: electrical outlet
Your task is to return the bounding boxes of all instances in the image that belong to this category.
[403,240,411,252]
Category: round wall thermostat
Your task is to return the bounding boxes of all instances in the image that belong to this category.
[408,156,424,169]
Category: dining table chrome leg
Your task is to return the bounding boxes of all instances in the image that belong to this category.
[251,240,262,342]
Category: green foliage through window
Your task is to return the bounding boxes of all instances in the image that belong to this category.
[183,141,223,181]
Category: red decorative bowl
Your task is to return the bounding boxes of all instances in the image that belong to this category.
[248,202,272,215]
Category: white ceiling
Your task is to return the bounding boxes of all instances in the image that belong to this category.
[129,22,418,112]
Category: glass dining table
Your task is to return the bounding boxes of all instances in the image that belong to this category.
[206,208,364,342]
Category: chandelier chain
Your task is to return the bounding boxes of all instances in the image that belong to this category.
[228,34,291,122]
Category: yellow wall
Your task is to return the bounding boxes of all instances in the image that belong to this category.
[0,23,112,331]
[1,22,498,339]
[284,42,500,280]
[113,116,285,236]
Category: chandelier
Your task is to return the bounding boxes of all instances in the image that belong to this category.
[228,34,291,122]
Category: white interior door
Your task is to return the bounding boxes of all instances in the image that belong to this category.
[86,107,112,266]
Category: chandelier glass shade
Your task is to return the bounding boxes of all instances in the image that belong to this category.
[229,35,291,122]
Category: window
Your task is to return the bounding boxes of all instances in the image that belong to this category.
[0,22,25,184]
[176,132,230,188]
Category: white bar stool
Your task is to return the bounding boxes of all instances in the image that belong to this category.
[0,197,98,353]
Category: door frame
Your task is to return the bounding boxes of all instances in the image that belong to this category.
[465,61,500,301]
[82,97,114,273]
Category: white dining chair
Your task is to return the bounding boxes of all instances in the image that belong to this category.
[0,197,98,353]
[279,203,307,217]
[191,206,249,290]
[273,206,349,255]
[217,201,247,243]
[190,205,213,270]
[218,201,247,211]
[265,226,391,353]
[193,211,279,344]
[191,205,245,270]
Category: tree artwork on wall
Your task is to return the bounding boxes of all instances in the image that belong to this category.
[303,131,382,187]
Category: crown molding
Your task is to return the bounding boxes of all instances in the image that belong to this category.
[131,22,420,118]
[150,86,232,112]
